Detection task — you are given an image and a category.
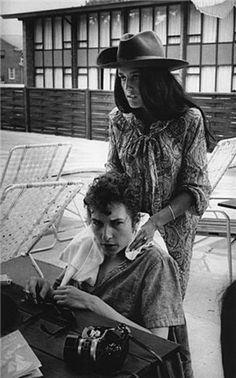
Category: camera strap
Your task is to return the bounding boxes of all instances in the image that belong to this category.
[128,334,175,378]
[129,334,163,363]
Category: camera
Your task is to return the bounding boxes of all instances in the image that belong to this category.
[64,323,130,374]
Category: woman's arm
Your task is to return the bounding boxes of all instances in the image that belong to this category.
[129,191,193,250]
[105,113,124,173]
[52,285,168,337]
[151,191,193,228]
[151,327,169,339]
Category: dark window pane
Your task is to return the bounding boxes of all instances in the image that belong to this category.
[88,49,99,66]
[54,50,62,66]
[63,50,72,66]
[44,51,53,66]
[217,43,232,65]
[186,44,200,65]
[202,44,216,65]
[77,49,87,66]
[34,51,43,67]
[167,44,180,59]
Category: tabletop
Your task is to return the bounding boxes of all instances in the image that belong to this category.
[1,256,183,378]
[218,199,236,210]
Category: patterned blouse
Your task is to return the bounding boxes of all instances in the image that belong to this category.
[106,107,211,295]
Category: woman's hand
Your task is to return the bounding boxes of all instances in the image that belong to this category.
[129,218,156,250]
[25,277,52,304]
[53,285,95,310]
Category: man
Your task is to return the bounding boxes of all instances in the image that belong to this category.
[26,171,184,338]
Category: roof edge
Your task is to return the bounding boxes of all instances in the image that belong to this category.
[1,0,189,20]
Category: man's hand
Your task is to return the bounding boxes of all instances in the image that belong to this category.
[25,277,52,304]
[53,285,95,310]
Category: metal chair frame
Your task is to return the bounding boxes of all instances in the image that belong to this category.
[196,137,236,282]
[0,181,83,263]
[0,143,72,192]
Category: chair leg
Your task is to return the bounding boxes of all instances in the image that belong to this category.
[226,220,233,283]
[54,199,87,242]
[30,227,58,253]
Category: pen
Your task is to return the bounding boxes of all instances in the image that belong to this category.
[28,253,44,278]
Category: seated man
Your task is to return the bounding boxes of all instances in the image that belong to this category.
[26,171,184,338]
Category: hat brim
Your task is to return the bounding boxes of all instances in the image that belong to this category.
[97,46,188,71]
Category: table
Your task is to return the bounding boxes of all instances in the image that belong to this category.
[218,199,236,210]
[1,257,183,378]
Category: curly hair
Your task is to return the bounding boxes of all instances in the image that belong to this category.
[83,171,141,226]
[114,67,216,152]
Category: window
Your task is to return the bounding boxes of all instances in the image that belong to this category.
[111,11,122,46]
[100,12,110,48]
[154,6,167,45]
[34,16,72,88]
[77,10,123,89]
[8,68,15,80]
[141,8,153,31]
[31,4,235,92]
[186,4,235,92]
[128,9,140,34]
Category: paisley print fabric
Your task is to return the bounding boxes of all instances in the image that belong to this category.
[106,107,211,295]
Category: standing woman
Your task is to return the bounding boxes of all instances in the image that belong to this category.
[97,31,214,377]
[97,30,213,296]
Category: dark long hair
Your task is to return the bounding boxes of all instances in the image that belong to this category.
[114,68,216,152]
[221,280,236,378]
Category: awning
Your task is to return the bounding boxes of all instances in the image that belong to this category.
[191,0,235,18]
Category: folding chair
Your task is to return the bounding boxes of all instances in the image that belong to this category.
[60,168,105,230]
[0,143,75,247]
[0,181,83,263]
[0,143,72,193]
[196,137,236,282]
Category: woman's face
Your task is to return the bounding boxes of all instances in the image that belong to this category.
[118,67,144,109]
[90,202,135,257]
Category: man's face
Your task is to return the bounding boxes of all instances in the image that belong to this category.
[90,203,135,257]
[118,67,144,109]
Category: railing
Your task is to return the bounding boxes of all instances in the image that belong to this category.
[1,86,235,141]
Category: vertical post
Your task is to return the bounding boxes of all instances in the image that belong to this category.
[24,87,30,132]
[180,2,188,89]
[85,89,92,139]
[71,16,77,89]
[23,20,34,87]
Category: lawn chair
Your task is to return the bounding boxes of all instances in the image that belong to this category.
[0,181,84,263]
[62,168,105,228]
[0,143,76,245]
[196,137,236,282]
[0,143,72,193]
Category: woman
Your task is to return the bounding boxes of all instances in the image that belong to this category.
[97,30,213,296]
[97,30,214,377]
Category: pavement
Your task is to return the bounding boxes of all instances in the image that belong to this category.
[1,129,236,378]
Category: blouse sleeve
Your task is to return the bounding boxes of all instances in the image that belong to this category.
[178,108,212,216]
[105,110,124,173]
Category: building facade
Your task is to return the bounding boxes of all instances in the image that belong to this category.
[0,38,24,84]
[3,0,236,93]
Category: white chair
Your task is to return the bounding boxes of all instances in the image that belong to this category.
[196,137,236,282]
[0,143,72,194]
[0,181,83,263]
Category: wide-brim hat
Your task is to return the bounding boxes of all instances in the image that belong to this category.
[97,30,188,71]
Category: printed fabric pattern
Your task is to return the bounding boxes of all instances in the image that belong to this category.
[106,107,211,295]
